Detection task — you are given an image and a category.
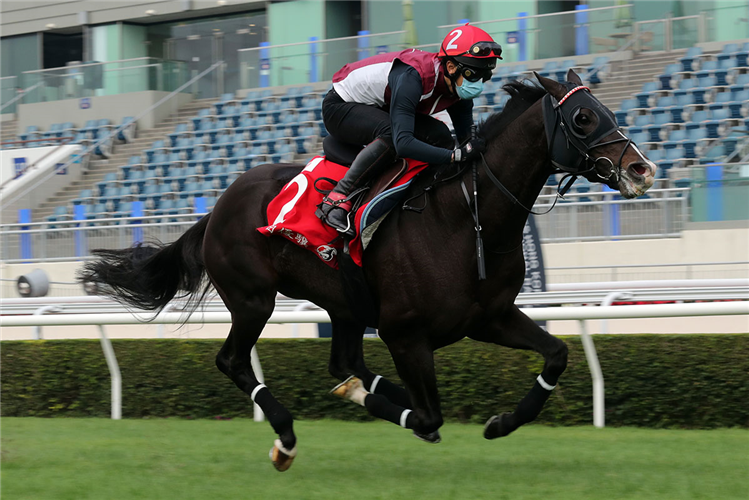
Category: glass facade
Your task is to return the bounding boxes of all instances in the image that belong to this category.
[158,13,267,98]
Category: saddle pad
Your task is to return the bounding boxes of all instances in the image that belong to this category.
[257,155,428,269]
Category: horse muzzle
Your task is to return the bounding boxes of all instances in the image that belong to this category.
[618,159,657,199]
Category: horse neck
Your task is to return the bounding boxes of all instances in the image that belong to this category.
[477,100,551,247]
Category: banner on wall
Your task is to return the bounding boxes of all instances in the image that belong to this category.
[13,157,27,178]
[521,215,547,327]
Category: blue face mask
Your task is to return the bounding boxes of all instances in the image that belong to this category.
[455,78,484,100]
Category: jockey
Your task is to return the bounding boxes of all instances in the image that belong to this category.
[318,24,502,237]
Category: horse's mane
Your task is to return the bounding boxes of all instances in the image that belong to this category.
[477,80,546,141]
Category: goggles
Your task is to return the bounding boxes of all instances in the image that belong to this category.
[461,41,503,58]
[456,63,493,83]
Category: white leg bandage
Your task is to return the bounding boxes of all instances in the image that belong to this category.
[251,384,267,401]
[399,409,412,428]
[537,375,556,391]
[370,375,382,394]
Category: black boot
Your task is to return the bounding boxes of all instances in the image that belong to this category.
[319,138,397,237]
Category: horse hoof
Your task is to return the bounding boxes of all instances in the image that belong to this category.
[330,376,368,406]
[269,439,297,472]
[484,413,514,440]
[330,375,362,398]
[413,430,441,444]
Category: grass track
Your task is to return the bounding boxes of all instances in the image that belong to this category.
[2,418,747,500]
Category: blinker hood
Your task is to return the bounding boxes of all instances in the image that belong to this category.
[542,83,620,173]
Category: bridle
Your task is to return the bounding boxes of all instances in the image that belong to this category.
[475,83,637,216]
[542,84,633,195]
[464,83,636,278]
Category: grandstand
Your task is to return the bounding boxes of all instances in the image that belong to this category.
[5,46,745,226]
[1,1,748,277]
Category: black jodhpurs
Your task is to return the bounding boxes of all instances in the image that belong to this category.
[321,90,456,153]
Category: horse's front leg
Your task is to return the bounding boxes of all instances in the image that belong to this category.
[469,305,568,439]
[328,316,412,409]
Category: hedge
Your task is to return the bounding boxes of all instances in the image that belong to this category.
[2,335,748,428]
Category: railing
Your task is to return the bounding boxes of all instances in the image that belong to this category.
[1,76,19,114]
[438,4,635,61]
[19,58,189,105]
[0,185,690,263]
[532,186,690,242]
[2,301,747,425]
[237,31,407,89]
[0,81,43,114]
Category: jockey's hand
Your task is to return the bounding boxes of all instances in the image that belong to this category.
[452,137,486,163]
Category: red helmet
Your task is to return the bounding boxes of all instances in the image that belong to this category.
[439,24,502,82]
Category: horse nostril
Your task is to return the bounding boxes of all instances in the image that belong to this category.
[628,161,651,177]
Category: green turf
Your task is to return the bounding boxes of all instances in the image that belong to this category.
[2,418,747,500]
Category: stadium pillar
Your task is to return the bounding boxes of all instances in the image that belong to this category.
[706,163,724,221]
[575,5,589,56]
[357,30,370,60]
[309,36,319,83]
[74,204,87,258]
[131,201,144,245]
[603,185,620,239]
[193,196,207,216]
[518,12,528,62]
[259,42,270,88]
[18,209,31,262]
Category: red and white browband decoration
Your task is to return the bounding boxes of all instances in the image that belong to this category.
[557,85,590,106]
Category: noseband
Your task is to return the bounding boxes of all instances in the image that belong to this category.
[542,84,633,194]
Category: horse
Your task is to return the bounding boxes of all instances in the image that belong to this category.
[79,70,656,471]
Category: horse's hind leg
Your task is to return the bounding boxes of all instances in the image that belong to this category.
[328,316,412,409]
[332,332,443,443]
[470,305,568,439]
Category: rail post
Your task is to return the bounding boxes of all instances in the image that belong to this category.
[98,325,122,420]
[578,320,605,428]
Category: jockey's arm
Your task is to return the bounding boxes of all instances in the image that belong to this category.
[388,62,454,165]
[446,99,474,145]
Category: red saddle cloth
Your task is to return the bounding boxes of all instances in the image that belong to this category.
[257,155,428,269]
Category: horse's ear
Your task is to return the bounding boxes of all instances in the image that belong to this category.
[533,71,564,98]
[566,68,583,86]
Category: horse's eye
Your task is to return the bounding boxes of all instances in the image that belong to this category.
[575,113,591,127]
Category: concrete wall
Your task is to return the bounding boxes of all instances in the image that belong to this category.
[17,90,193,132]
[0,0,266,38]
[2,226,747,337]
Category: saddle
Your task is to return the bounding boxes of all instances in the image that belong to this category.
[256,139,430,269]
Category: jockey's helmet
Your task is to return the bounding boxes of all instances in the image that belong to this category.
[439,24,502,83]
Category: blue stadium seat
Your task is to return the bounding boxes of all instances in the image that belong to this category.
[704,108,730,138]
[658,63,682,90]
[727,90,749,119]
[586,56,609,85]
[729,73,749,93]
[679,47,703,72]
[616,98,637,126]
[717,43,739,62]
[554,59,577,82]
[662,129,687,150]
[635,81,658,108]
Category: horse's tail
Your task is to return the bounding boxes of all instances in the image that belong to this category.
[77,213,212,315]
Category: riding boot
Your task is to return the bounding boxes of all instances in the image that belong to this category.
[319,138,397,237]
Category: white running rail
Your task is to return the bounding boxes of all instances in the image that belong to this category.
[2,302,747,426]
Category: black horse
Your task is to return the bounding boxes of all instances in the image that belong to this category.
[80,71,655,471]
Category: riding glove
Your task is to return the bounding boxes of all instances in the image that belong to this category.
[453,137,486,163]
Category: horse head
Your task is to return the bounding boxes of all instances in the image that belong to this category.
[535,69,656,198]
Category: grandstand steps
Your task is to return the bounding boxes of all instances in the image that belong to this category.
[1,119,18,146]
[31,97,223,222]
[591,51,689,111]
